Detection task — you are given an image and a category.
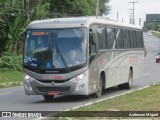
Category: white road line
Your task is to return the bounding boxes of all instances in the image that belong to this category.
[36,83,160,119]
[144,73,151,76]
[0,92,12,96]
[65,84,158,111]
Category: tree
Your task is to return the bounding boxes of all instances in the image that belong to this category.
[49,0,110,17]
[0,0,51,55]
[99,0,110,15]
[29,0,50,20]
[0,0,28,55]
[145,22,160,31]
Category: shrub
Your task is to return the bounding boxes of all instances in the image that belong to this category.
[144,46,147,57]
[0,51,22,71]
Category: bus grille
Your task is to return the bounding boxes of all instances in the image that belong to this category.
[36,86,71,93]
[37,79,70,83]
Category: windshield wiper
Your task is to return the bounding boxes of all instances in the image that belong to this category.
[54,32,70,72]
[56,48,70,72]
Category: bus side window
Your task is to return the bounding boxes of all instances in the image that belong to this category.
[106,27,115,49]
[97,27,107,50]
[115,28,124,49]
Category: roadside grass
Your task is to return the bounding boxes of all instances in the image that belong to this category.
[152,32,160,38]
[73,84,160,111]
[50,84,160,120]
[0,71,23,88]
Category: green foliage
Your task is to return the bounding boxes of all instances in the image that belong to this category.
[49,0,110,17]
[30,1,50,20]
[153,32,160,38]
[72,84,160,111]
[0,51,22,71]
[145,22,160,31]
[0,71,23,88]
[99,0,110,15]
[6,14,26,51]
[0,0,28,54]
[144,46,147,57]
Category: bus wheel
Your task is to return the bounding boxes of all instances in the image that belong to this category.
[118,69,133,89]
[124,69,133,89]
[43,95,54,101]
[118,84,124,90]
[94,76,103,98]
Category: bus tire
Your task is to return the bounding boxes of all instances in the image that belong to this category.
[118,84,124,90]
[94,76,103,98]
[124,69,133,89]
[43,95,54,101]
[118,69,133,89]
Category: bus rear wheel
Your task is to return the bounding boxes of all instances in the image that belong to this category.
[124,69,133,89]
[94,76,103,98]
[118,69,133,89]
[43,95,54,101]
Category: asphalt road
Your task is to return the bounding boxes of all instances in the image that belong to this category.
[0,33,160,112]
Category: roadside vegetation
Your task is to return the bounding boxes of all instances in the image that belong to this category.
[0,71,22,88]
[152,32,160,38]
[74,84,160,111]
[51,84,160,119]
[0,51,23,88]
[144,46,147,57]
[144,22,160,32]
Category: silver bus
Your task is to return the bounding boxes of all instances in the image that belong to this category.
[23,16,144,101]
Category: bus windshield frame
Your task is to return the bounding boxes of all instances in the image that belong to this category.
[24,28,87,73]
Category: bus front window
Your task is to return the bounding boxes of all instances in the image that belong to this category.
[24,28,87,71]
[54,28,86,68]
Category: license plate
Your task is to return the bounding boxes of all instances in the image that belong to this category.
[48,91,59,95]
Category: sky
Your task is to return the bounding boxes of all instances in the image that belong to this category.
[107,0,160,26]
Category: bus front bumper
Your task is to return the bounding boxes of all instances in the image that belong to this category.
[24,72,89,96]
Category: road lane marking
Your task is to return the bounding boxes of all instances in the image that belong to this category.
[64,84,158,112]
[0,92,12,96]
[36,83,160,119]
[144,73,151,76]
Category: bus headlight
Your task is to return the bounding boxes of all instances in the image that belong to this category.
[24,74,32,81]
[75,73,86,81]
[71,73,86,82]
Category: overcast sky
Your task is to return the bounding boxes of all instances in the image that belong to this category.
[107,0,160,26]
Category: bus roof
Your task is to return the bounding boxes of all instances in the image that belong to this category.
[27,16,142,30]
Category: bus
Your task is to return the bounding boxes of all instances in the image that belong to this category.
[23,16,144,101]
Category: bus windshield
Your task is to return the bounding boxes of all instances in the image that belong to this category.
[24,28,87,70]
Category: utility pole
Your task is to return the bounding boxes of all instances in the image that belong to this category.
[128,9,133,24]
[139,18,141,26]
[96,0,99,16]
[117,12,119,21]
[129,1,138,24]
